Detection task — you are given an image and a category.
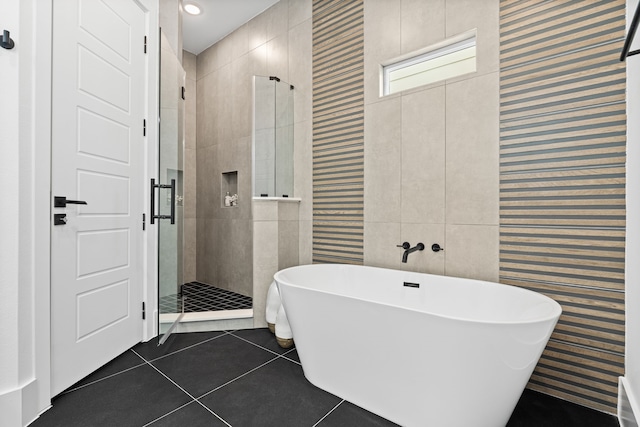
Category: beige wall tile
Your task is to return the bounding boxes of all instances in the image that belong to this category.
[364,98,402,223]
[196,145,216,219]
[214,35,234,70]
[400,0,445,54]
[265,0,289,42]
[267,34,289,83]
[294,120,312,220]
[185,78,197,150]
[199,71,217,148]
[248,10,268,51]
[364,0,401,105]
[253,220,279,270]
[445,0,499,76]
[196,218,217,283]
[249,44,268,77]
[289,19,312,124]
[401,86,446,224]
[298,219,312,264]
[231,54,252,140]
[252,200,279,221]
[230,23,249,60]
[228,219,254,296]
[216,64,233,144]
[252,263,276,327]
[444,224,498,282]
[289,0,312,29]
[278,201,299,221]
[364,221,401,269]
[445,72,499,226]
[196,43,217,78]
[184,148,197,219]
[183,50,197,79]
[278,220,300,270]
[183,217,197,282]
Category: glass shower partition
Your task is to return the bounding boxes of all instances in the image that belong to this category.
[253,76,294,197]
[157,30,185,342]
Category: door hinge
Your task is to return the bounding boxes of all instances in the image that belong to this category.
[142,213,146,231]
[142,302,146,320]
[144,36,147,54]
[143,119,146,136]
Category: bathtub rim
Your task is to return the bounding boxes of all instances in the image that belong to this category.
[274,263,562,326]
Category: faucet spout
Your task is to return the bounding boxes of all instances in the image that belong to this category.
[402,242,425,263]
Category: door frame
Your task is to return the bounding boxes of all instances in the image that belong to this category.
[27,0,160,418]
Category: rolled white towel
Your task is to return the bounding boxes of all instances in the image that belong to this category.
[265,281,280,334]
[275,303,294,349]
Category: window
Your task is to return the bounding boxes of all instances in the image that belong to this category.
[382,32,476,96]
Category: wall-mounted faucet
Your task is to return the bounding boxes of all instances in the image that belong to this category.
[397,242,425,263]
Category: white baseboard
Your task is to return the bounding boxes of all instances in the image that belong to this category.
[0,379,41,427]
[620,377,640,427]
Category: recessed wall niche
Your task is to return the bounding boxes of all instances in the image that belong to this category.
[221,171,238,207]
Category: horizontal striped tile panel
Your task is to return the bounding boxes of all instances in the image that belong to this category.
[529,340,624,413]
[500,1,624,44]
[500,103,625,139]
[501,19,624,69]
[500,0,555,19]
[500,0,625,411]
[500,44,624,88]
[501,279,624,353]
[500,70,625,121]
[312,0,364,265]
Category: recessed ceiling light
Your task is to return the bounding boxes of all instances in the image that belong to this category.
[184,3,201,15]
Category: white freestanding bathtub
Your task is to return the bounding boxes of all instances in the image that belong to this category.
[274,264,562,427]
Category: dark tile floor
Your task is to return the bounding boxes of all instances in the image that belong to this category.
[31,329,620,427]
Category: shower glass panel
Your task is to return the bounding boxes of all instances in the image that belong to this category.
[158,30,185,338]
[253,76,294,197]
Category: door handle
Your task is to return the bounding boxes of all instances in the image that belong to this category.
[54,196,88,208]
[150,178,175,224]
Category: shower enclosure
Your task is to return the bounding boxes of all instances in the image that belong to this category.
[155,32,256,338]
[155,55,296,338]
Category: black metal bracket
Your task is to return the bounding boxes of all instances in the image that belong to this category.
[150,178,175,224]
[1,30,14,50]
[621,0,640,61]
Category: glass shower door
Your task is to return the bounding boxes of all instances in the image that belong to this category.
[157,30,185,341]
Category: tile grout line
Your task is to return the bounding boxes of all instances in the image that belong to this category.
[228,331,301,365]
[131,349,233,427]
[144,330,232,364]
[195,354,282,401]
[312,399,345,427]
[140,400,194,427]
[61,332,232,396]
[59,358,148,395]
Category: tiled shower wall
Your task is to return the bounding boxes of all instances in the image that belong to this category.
[499,0,626,413]
[194,0,313,295]
[183,50,197,283]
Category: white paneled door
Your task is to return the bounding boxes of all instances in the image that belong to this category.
[51,0,147,396]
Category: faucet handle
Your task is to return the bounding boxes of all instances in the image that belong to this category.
[397,242,410,250]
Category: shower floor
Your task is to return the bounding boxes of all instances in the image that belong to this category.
[159,282,253,314]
